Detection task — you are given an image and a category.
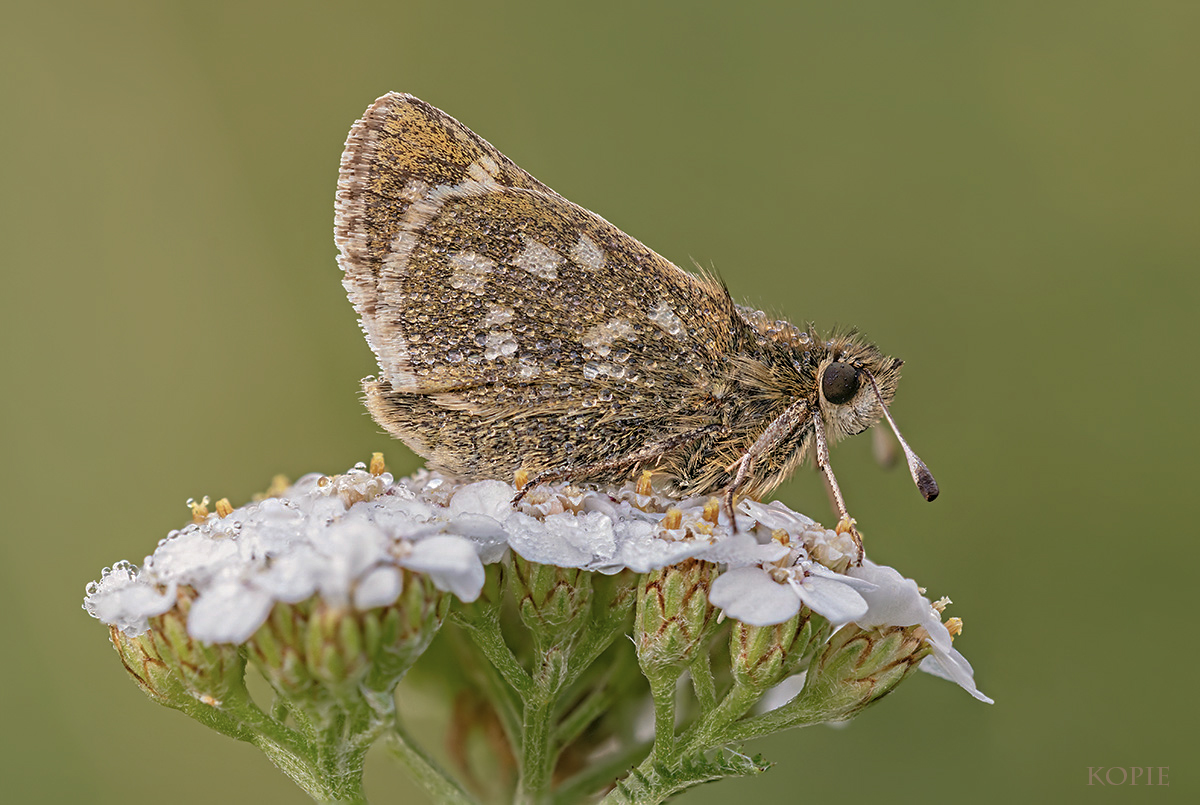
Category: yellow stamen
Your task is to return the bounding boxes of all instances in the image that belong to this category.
[662,508,682,530]
[636,470,653,497]
[254,474,290,500]
[189,496,210,523]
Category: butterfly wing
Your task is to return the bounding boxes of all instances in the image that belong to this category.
[335,94,744,478]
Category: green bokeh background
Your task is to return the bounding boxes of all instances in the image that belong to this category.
[3,1,1195,802]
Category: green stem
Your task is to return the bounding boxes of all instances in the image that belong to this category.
[312,712,371,803]
[455,607,533,694]
[719,689,832,744]
[689,655,717,717]
[245,712,365,802]
[647,672,677,762]
[195,682,365,802]
[386,727,475,805]
[518,639,577,802]
[600,746,769,805]
[553,678,614,750]
[679,682,760,755]
[515,691,553,804]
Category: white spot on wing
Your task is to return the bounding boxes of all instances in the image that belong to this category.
[516,356,541,379]
[399,178,429,202]
[582,318,637,358]
[479,304,515,327]
[467,159,498,183]
[582,361,628,380]
[483,330,518,360]
[513,238,562,280]
[477,155,499,176]
[380,172,499,283]
[570,234,606,271]
[450,251,496,293]
[648,300,686,337]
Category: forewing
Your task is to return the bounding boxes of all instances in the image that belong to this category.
[335,93,736,416]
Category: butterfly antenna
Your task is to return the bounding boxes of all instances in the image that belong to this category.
[863,370,939,501]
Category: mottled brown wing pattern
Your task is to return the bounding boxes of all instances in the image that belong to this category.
[336,93,551,382]
[335,93,741,479]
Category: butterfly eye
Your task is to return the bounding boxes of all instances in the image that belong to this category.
[822,362,861,405]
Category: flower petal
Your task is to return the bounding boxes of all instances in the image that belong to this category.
[699,533,789,567]
[82,563,177,637]
[790,573,868,626]
[921,648,994,704]
[740,498,817,532]
[187,581,274,644]
[449,480,516,522]
[400,535,485,602]
[504,511,619,567]
[709,566,801,626]
[846,562,933,630]
[352,565,403,609]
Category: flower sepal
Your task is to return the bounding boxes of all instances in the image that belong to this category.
[779,622,929,725]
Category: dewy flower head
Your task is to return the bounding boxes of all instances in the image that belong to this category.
[84,463,790,645]
[84,456,990,804]
[705,499,992,704]
[85,463,489,644]
[708,500,877,628]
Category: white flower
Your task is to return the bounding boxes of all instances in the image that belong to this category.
[708,558,877,627]
[86,462,989,710]
[83,561,176,637]
[599,516,788,574]
[847,561,993,703]
[84,465,491,643]
[444,480,517,563]
[474,479,787,573]
[738,498,818,533]
[398,534,485,601]
[90,467,808,645]
[187,579,275,644]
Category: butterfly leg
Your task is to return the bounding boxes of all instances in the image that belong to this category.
[809,408,864,561]
[721,398,811,531]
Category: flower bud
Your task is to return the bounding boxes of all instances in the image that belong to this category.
[110,586,247,710]
[635,559,720,674]
[793,623,929,721]
[248,570,449,702]
[510,555,594,649]
[730,611,830,692]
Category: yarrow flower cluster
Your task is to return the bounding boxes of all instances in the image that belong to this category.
[84,455,989,804]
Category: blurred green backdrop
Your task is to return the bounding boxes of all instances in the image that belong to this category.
[3,1,1196,802]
